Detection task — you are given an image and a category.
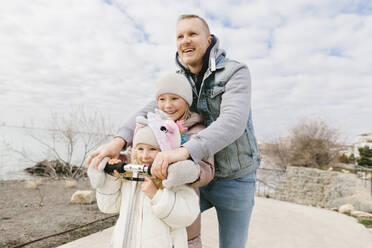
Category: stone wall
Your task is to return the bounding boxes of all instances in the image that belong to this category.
[274,166,372,212]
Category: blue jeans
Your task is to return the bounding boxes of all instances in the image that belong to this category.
[200,172,256,248]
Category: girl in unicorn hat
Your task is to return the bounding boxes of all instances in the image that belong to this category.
[154,72,214,248]
[95,112,200,248]
[89,72,213,248]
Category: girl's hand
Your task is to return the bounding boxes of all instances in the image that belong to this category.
[141,177,158,199]
[108,158,121,177]
[112,170,120,178]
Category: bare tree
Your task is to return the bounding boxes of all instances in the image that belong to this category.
[6,105,115,178]
[262,119,342,169]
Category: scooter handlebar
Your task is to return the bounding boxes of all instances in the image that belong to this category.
[103,162,126,173]
[104,162,152,176]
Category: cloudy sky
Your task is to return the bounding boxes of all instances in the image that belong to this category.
[1,0,371,143]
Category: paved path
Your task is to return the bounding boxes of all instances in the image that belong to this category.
[58,197,372,248]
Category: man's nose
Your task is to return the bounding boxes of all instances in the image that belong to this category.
[182,35,191,44]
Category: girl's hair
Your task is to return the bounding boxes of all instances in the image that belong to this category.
[130,148,140,164]
[178,104,191,121]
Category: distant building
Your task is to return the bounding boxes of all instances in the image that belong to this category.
[354,132,372,158]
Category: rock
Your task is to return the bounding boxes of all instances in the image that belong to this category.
[350,210,372,219]
[24,160,86,178]
[25,179,42,189]
[65,180,77,188]
[338,204,354,214]
[327,193,372,213]
[70,190,94,204]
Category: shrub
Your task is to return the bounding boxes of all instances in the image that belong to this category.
[262,119,342,169]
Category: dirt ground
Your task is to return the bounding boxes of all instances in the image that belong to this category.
[0,178,117,248]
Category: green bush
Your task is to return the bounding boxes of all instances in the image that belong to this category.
[358,219,372,228]
[358,146,372,168]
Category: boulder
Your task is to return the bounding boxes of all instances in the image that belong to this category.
[65,180,77,188]
[25,179,43,189]
[25,160,86,178]
[338,204,354,214]
[70,190,94,204]
[350,210,372,219]
[327,193,372,213]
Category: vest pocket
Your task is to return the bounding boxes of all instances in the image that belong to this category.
[206,85,225,118]
[209,85,225,98]
[215,143,240,177]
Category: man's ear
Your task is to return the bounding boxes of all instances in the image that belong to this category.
[208,35,213,44]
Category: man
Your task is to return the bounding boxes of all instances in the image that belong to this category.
[87,14,260,248]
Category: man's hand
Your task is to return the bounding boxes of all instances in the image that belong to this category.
[151,147,190,180]
[86,137,126,169]
[141,177,158,199]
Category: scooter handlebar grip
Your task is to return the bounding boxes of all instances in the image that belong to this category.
[147,164,152,176]
[104,162,126,173]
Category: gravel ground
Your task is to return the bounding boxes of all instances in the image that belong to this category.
[0,178,117,248]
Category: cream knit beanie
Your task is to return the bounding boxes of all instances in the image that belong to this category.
[133,125,160,149]
[156,73,193,106]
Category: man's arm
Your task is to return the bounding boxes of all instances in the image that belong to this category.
[183,65,251,163]
[151,65,251,179]
[86,100,157,168]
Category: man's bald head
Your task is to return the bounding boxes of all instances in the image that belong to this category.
[177,14,211,36]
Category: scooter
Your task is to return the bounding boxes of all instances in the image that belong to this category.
[104,162,152,248]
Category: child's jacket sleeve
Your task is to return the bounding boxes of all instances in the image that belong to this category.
[96,174,122,214]
[150,185,199,229]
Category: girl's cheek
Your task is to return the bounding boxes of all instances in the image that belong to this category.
[181,106,187,114]
[157,101,164,111]
[150,151,159,161]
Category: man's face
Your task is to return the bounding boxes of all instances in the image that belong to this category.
[176,18,212,71]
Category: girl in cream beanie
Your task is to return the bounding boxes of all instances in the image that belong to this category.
[156,73,193,121]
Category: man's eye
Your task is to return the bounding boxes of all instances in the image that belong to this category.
[172,97,179,101]
[150,148,157,151]
[137,147,143,151]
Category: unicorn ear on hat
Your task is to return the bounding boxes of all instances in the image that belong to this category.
[136,116,149,125]
[133,116,149,139]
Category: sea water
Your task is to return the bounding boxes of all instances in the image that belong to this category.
[0,126,109,180]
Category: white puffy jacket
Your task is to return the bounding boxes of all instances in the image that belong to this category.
[96,174,200,248]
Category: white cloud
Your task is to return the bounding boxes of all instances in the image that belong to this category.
[0,0,371,144]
